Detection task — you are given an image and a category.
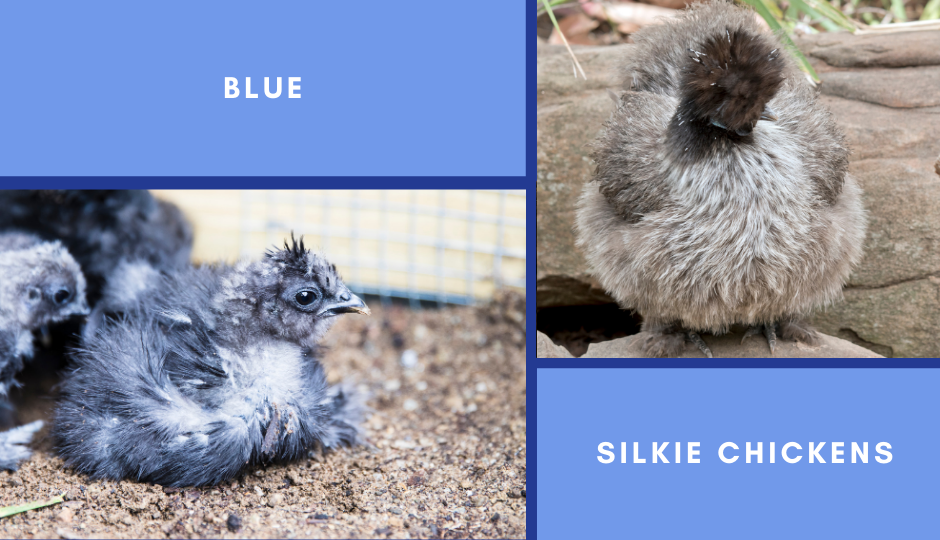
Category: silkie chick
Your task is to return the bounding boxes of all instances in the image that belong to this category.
[0,232,89,470]
[0,190,193,304]
[54,236,371,486]
[575,0,867,357]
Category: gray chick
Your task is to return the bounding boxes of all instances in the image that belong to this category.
[0,190,193,305]
[0,232,89,470]
[54,235,371,486]
[575,0,867,357]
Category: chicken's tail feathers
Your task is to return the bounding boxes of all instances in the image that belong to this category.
[320,380,369,449]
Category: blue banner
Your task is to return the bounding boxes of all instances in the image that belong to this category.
[0,1,524,176]
[536,368,938,538]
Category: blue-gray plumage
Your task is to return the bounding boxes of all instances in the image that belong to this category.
[53,235,370,486]
[0,232,89,470]
[0,190,193,305]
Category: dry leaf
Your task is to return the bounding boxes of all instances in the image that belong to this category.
[582,1,680,32]
[548,12,601,46]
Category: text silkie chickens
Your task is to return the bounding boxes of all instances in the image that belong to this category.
[597,441,893,464]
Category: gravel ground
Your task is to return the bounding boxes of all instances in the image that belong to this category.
[0,293,527,539]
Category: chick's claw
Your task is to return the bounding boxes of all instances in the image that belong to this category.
[686,331,713,358]
[741,323,778,355]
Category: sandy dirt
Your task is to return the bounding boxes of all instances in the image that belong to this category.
[0,293,527,539]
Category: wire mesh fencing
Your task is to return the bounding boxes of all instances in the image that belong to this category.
[152,190,526,307]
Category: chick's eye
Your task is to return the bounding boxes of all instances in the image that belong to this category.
[295,290,317,306]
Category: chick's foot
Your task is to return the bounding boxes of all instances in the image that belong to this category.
[638,324,713,358]
[742,319,819,355]
[779,319,820,346]
[0,420,43,471]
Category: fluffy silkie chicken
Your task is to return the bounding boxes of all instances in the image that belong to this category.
[54,236,370,486]
[0,232,89,470]
[575,0,867,357]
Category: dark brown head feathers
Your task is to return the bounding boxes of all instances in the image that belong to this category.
[683,28,784,134]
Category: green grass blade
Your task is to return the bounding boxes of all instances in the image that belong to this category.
[539,0,587,79]
[789,0,843,32]
[536,0,570,16]
[889,0,908,21]
[737,0,821,83]
[0,492,66,519]
[799,0,859,30]
[922,0,940,20]
[748,0,785,20]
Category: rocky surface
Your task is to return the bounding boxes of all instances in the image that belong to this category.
[580,330,883,358]
[0,296,527,539]
[537,30,940,357]
[536,331,573,358]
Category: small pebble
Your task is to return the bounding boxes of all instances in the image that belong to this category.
[384,379,401,392]
[400,349,418,368]
[459,480,472,489]
[268,493,284,507]
[287,471,304,486]
[314,513,329,520]
[389,507,402,515]
[56,508,73,524]
[475,382,487,393]
[472,496,487,507]
[415,381,427,391]
[226,513,242,532]
[403,398,418,411]
[55,527,80,540]
[253,469,265,477]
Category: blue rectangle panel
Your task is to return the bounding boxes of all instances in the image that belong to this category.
[0,1,524,176]
[536,368,938,538]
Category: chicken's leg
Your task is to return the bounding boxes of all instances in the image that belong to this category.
[639,323,713,358]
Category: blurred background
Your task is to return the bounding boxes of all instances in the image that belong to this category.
[538,0,940,84]
[153,190,526,307]
[539,0,940,43]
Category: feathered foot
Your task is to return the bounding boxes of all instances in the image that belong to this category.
[779,319,819,346]
[638,323,713,358]
[742,319,819,355]
[0,420,43,471]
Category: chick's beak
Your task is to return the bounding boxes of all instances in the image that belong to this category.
[320,291,371,317]
[760,106,778,122]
